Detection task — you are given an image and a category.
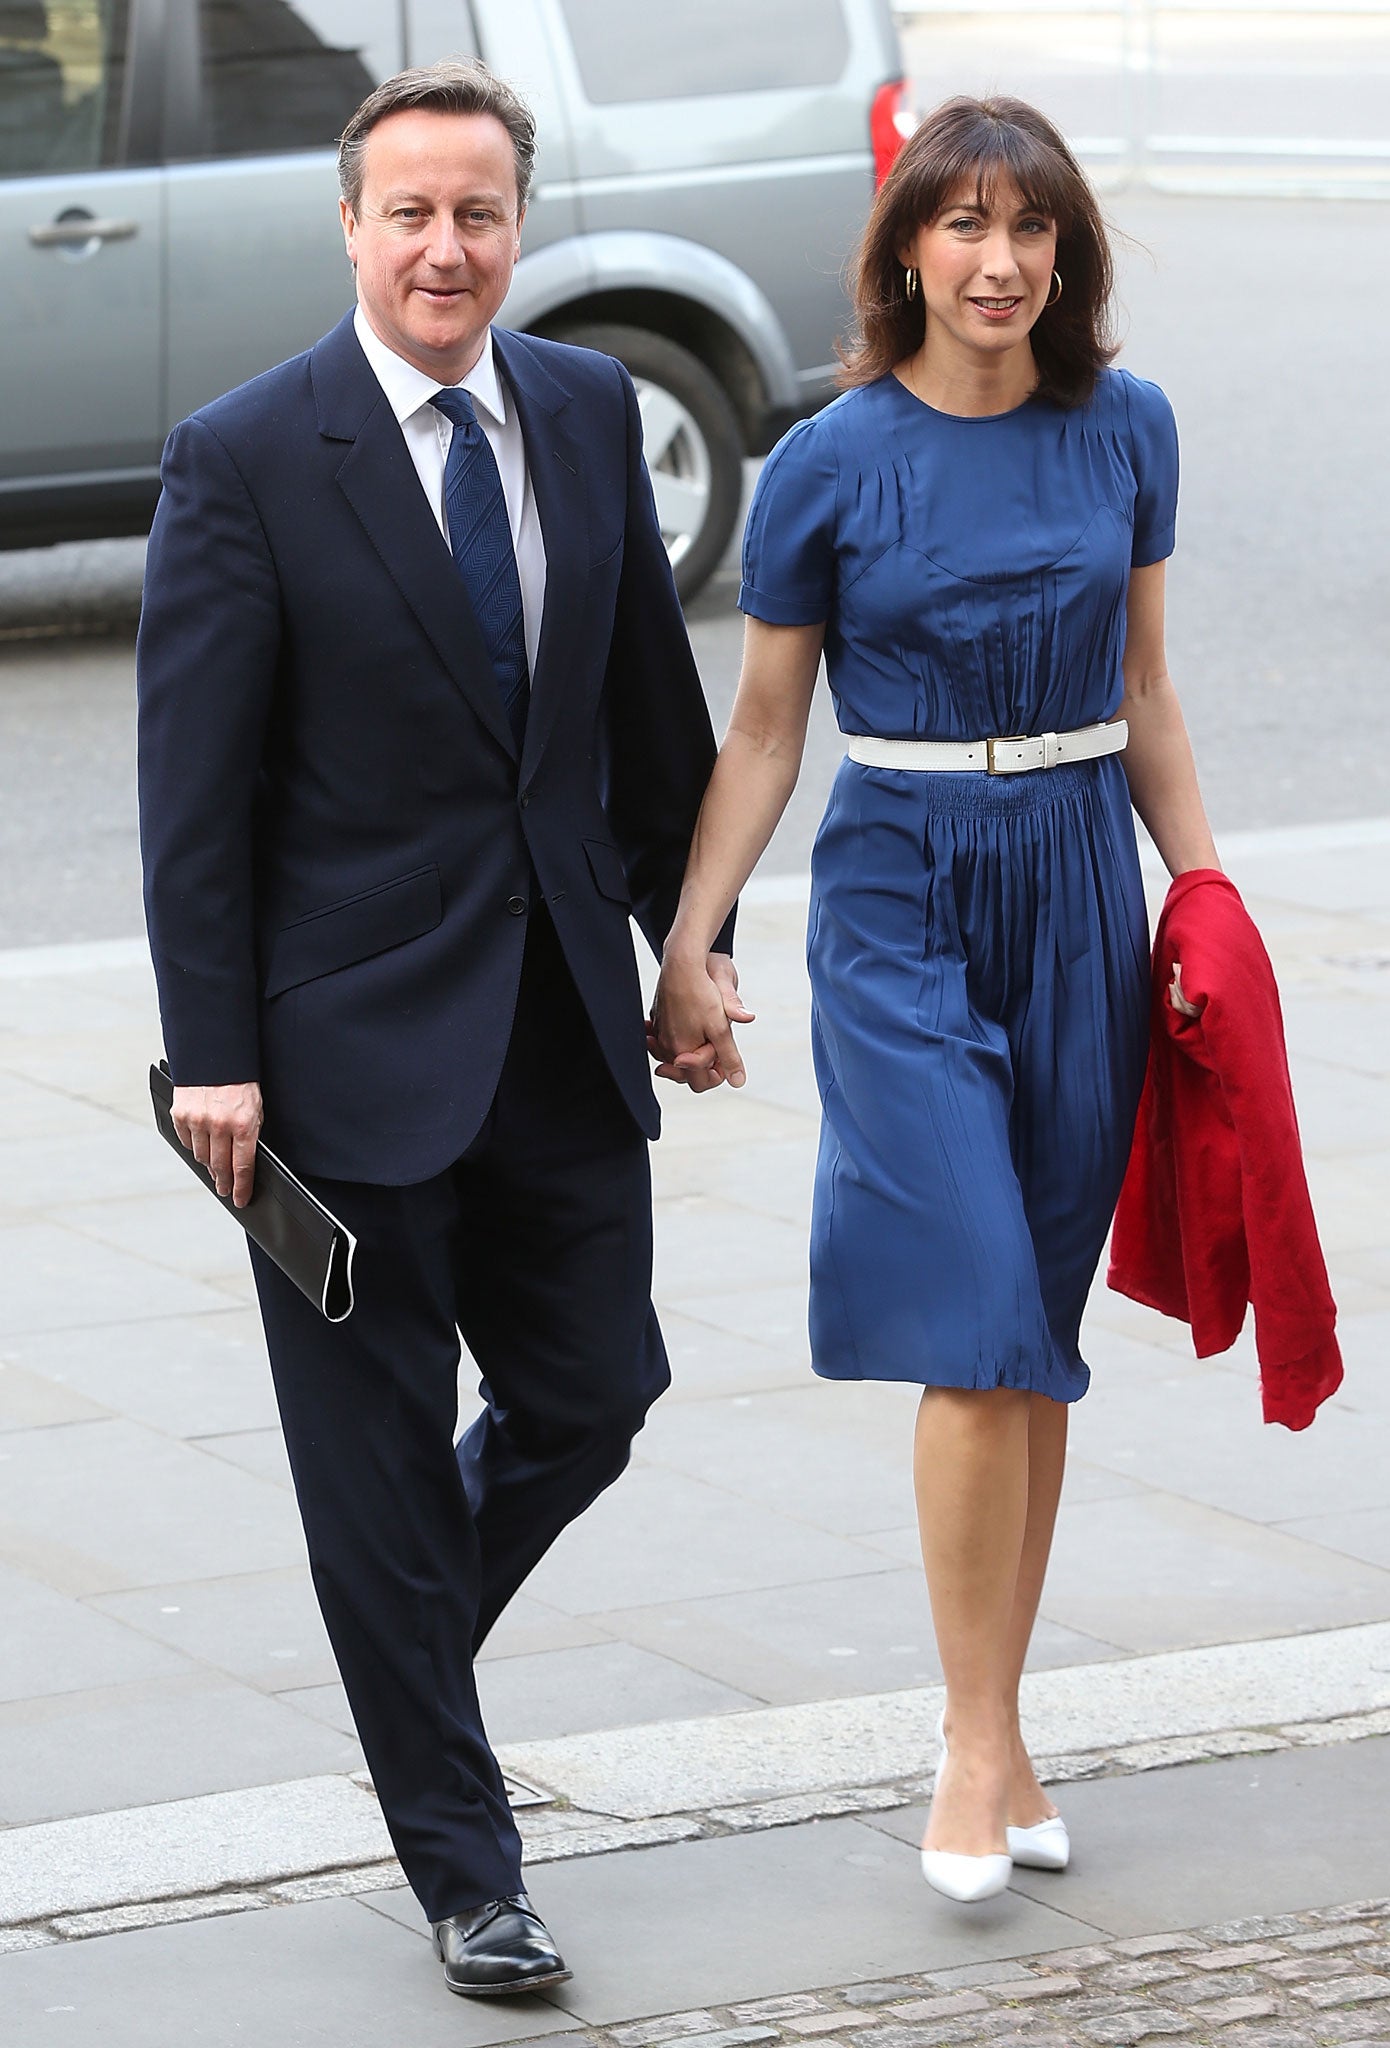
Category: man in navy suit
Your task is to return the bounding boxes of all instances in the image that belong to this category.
[137,59,741,1999]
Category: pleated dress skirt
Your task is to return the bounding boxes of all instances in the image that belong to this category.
[806,750,1150,1400]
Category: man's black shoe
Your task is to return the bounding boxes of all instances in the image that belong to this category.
[432,1894,571,1996]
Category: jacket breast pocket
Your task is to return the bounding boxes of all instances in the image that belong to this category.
[264,865,442,997]
[583,838,632,906]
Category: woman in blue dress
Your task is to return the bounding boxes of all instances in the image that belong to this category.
[651,97,1219,1902]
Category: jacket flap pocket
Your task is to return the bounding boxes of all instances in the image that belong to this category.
[264,865,442,997]
[583,838,631,905]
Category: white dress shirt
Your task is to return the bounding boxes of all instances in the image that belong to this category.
[353,307,547,679]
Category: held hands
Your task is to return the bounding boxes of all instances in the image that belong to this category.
[648,951,755,1092]
[171,1081,264,1208]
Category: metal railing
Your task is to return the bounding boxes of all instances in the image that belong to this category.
[894,1,1390,195]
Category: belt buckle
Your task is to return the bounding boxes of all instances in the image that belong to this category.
[986,734,1027,775]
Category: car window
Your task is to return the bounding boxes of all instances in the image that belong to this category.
[406,0,479,65]
[0,0,129,175]
[556,0,850,104]
[195,0,399,159]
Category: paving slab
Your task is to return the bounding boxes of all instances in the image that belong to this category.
[0,1670,361,1825]
[1282,1057,1390,1159]
[637,1382,921,1540]
[596,1571,1120,1708]
[652,1198,812,1302]
[0,1122,187,1209]
[521,1465,893,1618]
[1331,1310,1390,1420]
[194,1424,296,1489]
[356,1885,1390,2048]
[0,1068,125,1143]
[665,1283,813,1353]
[1331,1246,1390,1307]
[364,1820,1104,2023]
[1038,1488,1390,1655]
[477,1591,617,1663]
[0,1024,154,1119]
[0,1356,108,1431]
[275,1679,359,1737]
[61,1185,257,1286]
[474,1641,759,1744]
[1281,990,1390,1081]
[2,1306,277,1439]
[0,1415,306,1596]
[0,1218,238,1336]
[496,1624,1390,1821]
[1279,1507,1390,1573]
[0,1893,576,2048]
[88,1566,340,1691]
[0,1560,188,1704]
[656,1310,811,1404]
[867,1737,1390,1940]
[0,1775,393,1923]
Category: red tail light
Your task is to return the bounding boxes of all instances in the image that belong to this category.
[870,78,914,187]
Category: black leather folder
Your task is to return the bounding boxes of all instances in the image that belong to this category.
[149,1063,356,1321]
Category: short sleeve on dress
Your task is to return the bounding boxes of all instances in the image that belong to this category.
[1124,373,1179,567]
[739,417,837,625]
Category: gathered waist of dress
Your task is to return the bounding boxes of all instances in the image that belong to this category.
[833,747,1129,821]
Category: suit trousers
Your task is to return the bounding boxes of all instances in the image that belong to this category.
[249,905,670,1922]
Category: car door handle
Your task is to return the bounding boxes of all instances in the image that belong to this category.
[29,217,140,248]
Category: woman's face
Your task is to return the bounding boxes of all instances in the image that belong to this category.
[900,173,1058,360]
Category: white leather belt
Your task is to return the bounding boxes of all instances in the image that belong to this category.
[845,721,1128,775]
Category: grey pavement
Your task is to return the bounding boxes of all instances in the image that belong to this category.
[1,818,1389,2044]
[6,1746,1390,2043]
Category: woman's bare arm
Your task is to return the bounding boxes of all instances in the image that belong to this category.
[1116,561,1219,877]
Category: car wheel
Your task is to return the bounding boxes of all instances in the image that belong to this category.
[551,323,744,603]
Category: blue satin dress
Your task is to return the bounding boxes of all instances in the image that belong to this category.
[738,367,1178,1401]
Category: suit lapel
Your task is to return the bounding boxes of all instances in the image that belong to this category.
[492,329,588,777]
[311,313,518,761]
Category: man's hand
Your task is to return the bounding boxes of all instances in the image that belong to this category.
[171,1082,264,1208]
[648,952,755,1093]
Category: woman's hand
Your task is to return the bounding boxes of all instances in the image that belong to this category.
[648,951,755,1092]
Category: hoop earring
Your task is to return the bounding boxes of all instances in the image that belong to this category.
[1046,269,1063,307]
[904,266,918,302]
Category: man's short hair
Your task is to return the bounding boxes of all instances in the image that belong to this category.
[338,59,538,215]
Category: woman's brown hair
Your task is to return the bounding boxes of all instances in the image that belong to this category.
[839,96,1117,407]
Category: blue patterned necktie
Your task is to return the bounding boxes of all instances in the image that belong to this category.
[431,385,529,747]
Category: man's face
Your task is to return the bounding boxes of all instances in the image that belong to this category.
[341,108,524,381]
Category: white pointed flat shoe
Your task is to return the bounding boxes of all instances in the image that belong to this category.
[921,1848,1013,1903]
[1007,1814,1071,1872]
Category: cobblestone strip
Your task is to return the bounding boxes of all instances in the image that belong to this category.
[495,1904,1390,2048]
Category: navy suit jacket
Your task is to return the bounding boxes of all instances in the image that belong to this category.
[137,311,724,1183]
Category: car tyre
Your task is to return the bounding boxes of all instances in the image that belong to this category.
[550,322,744,603]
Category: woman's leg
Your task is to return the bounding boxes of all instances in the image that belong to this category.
[914,1384,1031,1856]
[1001,1393,1069,1827]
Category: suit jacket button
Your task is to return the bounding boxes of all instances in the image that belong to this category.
[507,895,527,916]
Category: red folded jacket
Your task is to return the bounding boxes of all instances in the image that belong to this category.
[1107,868,1342,1429]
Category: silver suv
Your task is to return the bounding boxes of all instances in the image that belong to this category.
[1,0,907,598]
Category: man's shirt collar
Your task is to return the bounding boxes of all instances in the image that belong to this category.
[353,306,507,428]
